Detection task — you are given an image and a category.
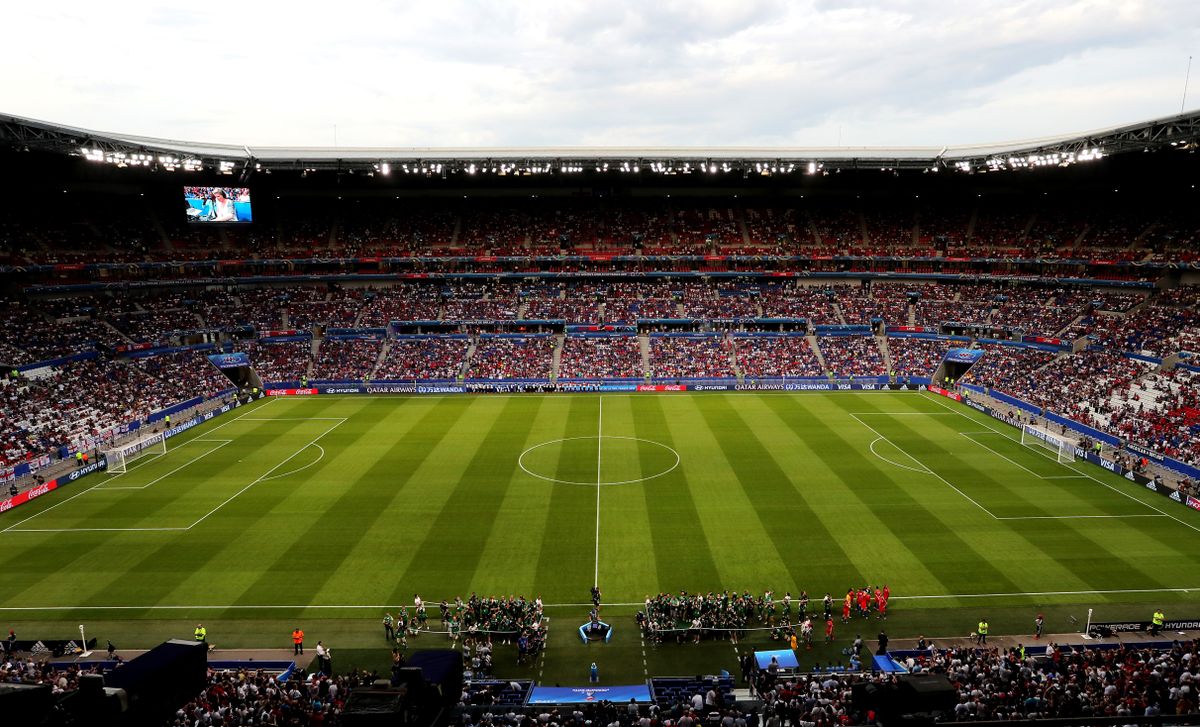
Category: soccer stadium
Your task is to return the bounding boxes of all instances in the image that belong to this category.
[3,10,1200,726]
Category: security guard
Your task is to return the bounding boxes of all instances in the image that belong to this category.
[75,452,83,468]
[164,414,170,427]
[292,627,305,655]
[1151,609,1164,636]
[977,618,989,645]
[194,623,207,643]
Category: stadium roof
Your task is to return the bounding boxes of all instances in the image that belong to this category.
[2,109,1198,178]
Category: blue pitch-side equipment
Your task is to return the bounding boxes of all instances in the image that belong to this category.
[754,649,800,670]
[528,684,653,704]
[579,621,612,643]
[872,655,909,673]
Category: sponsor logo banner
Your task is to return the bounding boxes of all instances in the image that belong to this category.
[0,481,59,514]
[267,388,319,396]
[927,385,963,402]
[207,352,250,369]
[1091,620,1200,633]
[944,348,984,364]
[637,385,686,392]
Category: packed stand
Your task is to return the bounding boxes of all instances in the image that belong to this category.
[1,357,197,463]
[650,336,733,379]
[759,286,843,323]
[312,338,384,381]
[735,335,824,378]
[239,340,312,384]
[558,336,643,379]
[817,336,886,378]
[467,337,553,380]
[886,337,951,377]
[958,343,1059,392]
[1100,367,1200,466]
[132,350,234,399]
[375,338,468,380]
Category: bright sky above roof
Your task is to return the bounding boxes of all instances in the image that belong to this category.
[2,1,1196,148]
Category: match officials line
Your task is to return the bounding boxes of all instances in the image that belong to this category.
[921,392,1200,535]
[1,585,1198,611]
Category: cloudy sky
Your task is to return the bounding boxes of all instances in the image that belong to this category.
[2,1,1196,148]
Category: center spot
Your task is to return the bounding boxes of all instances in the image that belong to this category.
[518,436,680,487]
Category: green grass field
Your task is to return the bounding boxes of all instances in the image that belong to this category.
[2,391,1198,683]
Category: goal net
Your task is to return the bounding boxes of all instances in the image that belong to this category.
[103,431,167,474]
[1020,425,1076,464]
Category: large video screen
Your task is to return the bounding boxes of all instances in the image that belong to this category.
[184,186,253,223]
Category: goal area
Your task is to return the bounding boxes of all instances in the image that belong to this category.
[103,431,167,474]
[1020,424,1076,464]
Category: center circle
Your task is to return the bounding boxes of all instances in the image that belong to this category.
[518,436,680,487]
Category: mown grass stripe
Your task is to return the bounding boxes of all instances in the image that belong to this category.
[390,396,546,602]
[785,394,1031,597]
[743,395,949,597]
[532,397,599,603]
[12,399,351,620]
[696,394,865,591]
[223,396,461,609]
[840,396,1173,596]
[658,396,793,591]
[633,395,723,594]
[466,397,573,597]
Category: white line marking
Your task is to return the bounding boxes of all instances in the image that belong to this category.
[922,392,1200,534]
[260,444,325,482]
[849,413,997,518]
[1,586,1197,611]
[850,412,960,415]
[236,417,348,421]
[867,437,931,474]
[995,514,1168,520]
[959,432,1053,480]
[517,436,680,486]
[97,440,233,491]
[185,418,347,530]
[594,396,602,588]
[6,527,189,533]
[0,398,278,534]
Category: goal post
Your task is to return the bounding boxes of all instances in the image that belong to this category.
[1020,424,1076,464]
[103,431,167,474]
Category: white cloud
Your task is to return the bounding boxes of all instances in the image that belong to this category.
[0,0,1195,147]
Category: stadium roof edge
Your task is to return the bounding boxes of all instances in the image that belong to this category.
[2,109,1198,174]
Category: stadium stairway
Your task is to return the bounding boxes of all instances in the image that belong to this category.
[806,335,828,373]
[878,335,893,374]
[461,337,478,378]
[639,334,652,378]
[370,340,392,380]
[550,334,563,382]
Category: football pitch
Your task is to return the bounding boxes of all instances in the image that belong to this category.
[2,390,1199,682]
